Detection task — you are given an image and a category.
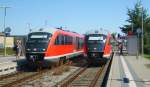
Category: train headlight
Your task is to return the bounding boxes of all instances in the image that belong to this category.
[42,49,46,51]
[26,48,31,51]
[94,48,97,50]
[33,48,37,51]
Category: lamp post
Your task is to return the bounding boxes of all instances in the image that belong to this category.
[0,6,10,56]
[141,6,144,58]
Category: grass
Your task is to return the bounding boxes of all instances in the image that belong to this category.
[146,64,150,68]
[144,54,150,68]
[0,48,15,56]
[144,54,150,60]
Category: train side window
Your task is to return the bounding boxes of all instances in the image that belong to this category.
[65,35,68,45]
[64,35,73,45]
[55,35,73,45]
[55,34,62,45]
[70,36,73,44]
[68,36,73,45]
[76,37,80,49]
[61,35,65,45]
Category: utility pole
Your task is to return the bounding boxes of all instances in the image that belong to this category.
[131,14,134,32]
[141,6,144,58]
[27,23,32,33]
[0,6,11,56]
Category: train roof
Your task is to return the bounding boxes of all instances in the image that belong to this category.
[28,27,83,37]
[85,29,109,35]
[29,28,57,34]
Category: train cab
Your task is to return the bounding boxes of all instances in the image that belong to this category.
[85,30,112,64]
[25,28,84,68]
[25,32,52,62]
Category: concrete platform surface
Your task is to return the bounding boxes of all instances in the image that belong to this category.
[0,56,26,75]
[106,53,150,87]
[0,56,25,63]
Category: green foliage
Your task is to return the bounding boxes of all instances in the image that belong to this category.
[120,1,150,54]
[144,54,150,59]
[144,45,150,54]
[0,48,15,55]
[120,1,150,34]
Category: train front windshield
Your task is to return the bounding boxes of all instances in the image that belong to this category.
[86,34,106,52]
[26,32,52,52]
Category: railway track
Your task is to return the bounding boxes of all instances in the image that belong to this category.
[59,65,104,87]
[0,60,75,87]
[0,55,112,87]
[0,69,49,87]
[59,54,113,87]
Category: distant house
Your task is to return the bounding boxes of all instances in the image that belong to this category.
[0,32,14,48]
[0,32,4,36]
[0,32,27,49]
[0,32,4,48]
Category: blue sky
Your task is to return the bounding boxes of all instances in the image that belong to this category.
[0,0,150,35]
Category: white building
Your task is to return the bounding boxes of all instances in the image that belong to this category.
[0,32,14,48]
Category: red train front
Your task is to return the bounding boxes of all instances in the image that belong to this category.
[85,30,113,64]
[25,28,84,68]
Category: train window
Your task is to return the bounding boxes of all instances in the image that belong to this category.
[88,36,103,40]
[64,35,73,45]
[28,33,51,39]
[65,35,69,45]
[55,35,73,45]
[55,34,62,45]
[75,37,83,49]
[30,35,48,39]
[27,32,51,44]
[61,35,65,45]
[69,36,73,44]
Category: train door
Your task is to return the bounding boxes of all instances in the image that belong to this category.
[73,37,80,52]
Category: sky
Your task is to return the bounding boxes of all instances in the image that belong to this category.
[0,0,150,35]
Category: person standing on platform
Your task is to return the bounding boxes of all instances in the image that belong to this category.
[14,40,22,61]
[119,42,123,55]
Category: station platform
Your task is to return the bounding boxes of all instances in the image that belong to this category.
[106,53,150,87]
[0,56,26,75]
[0,56,25,63]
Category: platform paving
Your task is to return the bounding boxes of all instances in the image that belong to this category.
[0,56,26,75]
[0,56,25,63]
[106,53,150,87]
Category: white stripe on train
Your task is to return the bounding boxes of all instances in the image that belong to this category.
[103,54,111,58]
[44,51,84,60]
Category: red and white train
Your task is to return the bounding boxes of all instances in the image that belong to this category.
[85,30,113,64]
[25,28,84,67]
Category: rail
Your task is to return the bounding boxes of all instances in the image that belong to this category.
[58,53,114,87]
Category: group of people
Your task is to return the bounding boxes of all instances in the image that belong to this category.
[13,40,23,61]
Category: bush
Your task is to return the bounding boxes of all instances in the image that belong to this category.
[144,44,150,54]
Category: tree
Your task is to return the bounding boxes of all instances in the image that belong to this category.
[120,1,150,54]
[120,1,150,34]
